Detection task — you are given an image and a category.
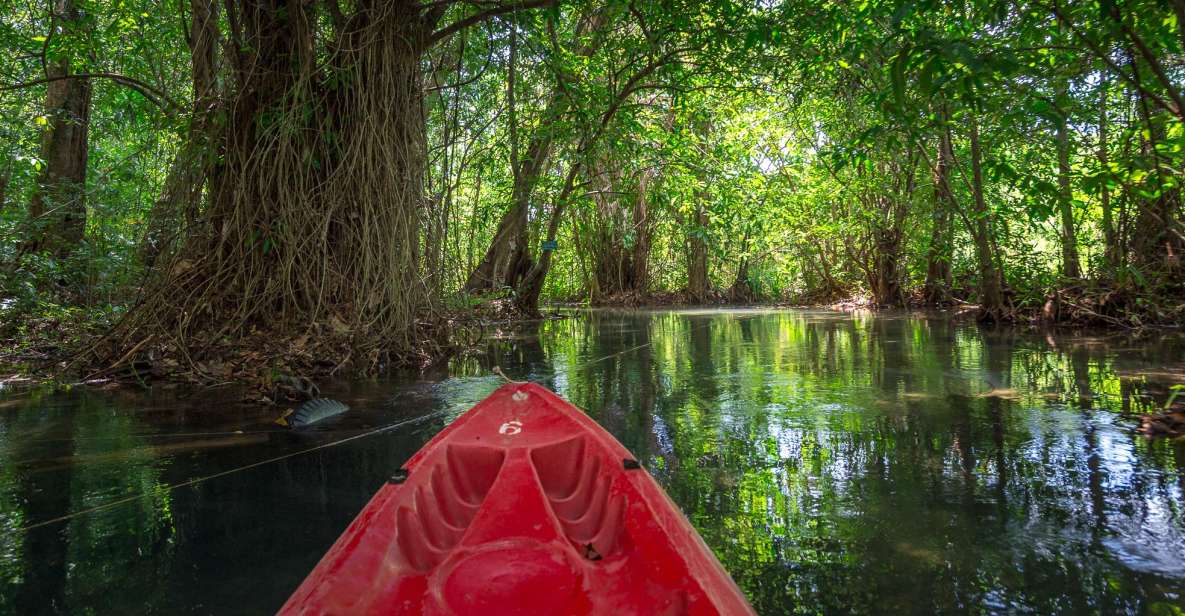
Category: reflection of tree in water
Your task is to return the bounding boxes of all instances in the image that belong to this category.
[555,311,1185,615]
[2,394,177,613]
[871,316,908,395]
[449,318,552,382]
[1,311,1182,614]
[9,401,73,613]
[0,425,21,615]
[555,311,661,459]
[1069,343,1109,541]
[687,315,719,408]
[64,408,179,611]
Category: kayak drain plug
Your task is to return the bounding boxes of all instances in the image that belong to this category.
[389,469,409,484]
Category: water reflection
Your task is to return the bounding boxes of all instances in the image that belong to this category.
[1,309,1183,614]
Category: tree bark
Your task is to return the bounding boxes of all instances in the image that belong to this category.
[687,197,709,302]
[28,0,91,258]
[968,114,1006,320]
[125,0,434,361]
[1099,79,1117,274]
[631,169,652,295]
[1056,98,1082,279]
[816,241,841,298]
[588,157,629,299]
[110,0,557,373]
[728,230,753,302]
[587,158,656,301]
[515,161,582,315]
[141,0,220,264]
[872,155,914,307]
[0,162,10,214]
[925,110,955,303]
[1131,79,1184,272]
[871,224,903,306]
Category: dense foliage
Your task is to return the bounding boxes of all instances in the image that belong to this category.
[1,0,1182,379]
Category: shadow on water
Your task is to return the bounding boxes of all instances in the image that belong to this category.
[1,308,1183,614]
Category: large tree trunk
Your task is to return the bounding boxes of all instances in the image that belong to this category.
[806,240,843,299]
[925,113,955,303]
[1056,100,1082,279]
[141,0,220,265]
[1099,80,1118,274]
[968,115,1006,320]
[106,0,558,377]
[871,156,914,307]
[687,198,709,302]
[118,0,438,371]
[876,155,910,305]
[0,162,10,213]
[462,117,551,293]
[515,163,582,315]
[587,161,653,301]
[28,0,91,257]
[871,224,903,306]
[631,169,652,296]
[588,158,630,300]
[1131,89,1185,273]
[728,230,754,302]
[464,10,607,294]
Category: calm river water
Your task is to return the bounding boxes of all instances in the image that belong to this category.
[2,309,1184,615]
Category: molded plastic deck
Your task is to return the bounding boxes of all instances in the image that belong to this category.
[278,383,755,615]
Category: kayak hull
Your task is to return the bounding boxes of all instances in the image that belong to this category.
[279,383,754,615]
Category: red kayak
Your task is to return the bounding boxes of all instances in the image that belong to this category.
[279,382,755,615]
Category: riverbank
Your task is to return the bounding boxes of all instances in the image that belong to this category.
[3,281,1180,398]
[0,297,559,398]
[579,279,1185,330]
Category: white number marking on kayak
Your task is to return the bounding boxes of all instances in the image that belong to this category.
[499,420,523,435]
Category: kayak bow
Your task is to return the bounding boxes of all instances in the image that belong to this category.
[279,382,755,615]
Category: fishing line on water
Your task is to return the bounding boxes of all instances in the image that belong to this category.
[15,410,450,533]
[16,314,710,532]
[15,429,309,443]
[583,341,655,366]
[559,317,712,370]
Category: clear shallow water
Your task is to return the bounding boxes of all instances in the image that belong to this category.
[2,308,1184,615]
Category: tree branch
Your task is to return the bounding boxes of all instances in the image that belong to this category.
[428,0,555,47]
[582,48,686,149]
[1,72,182,114]
[1047,0,1182,121]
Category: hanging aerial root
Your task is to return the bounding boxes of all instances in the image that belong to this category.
[84,3,451,392]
